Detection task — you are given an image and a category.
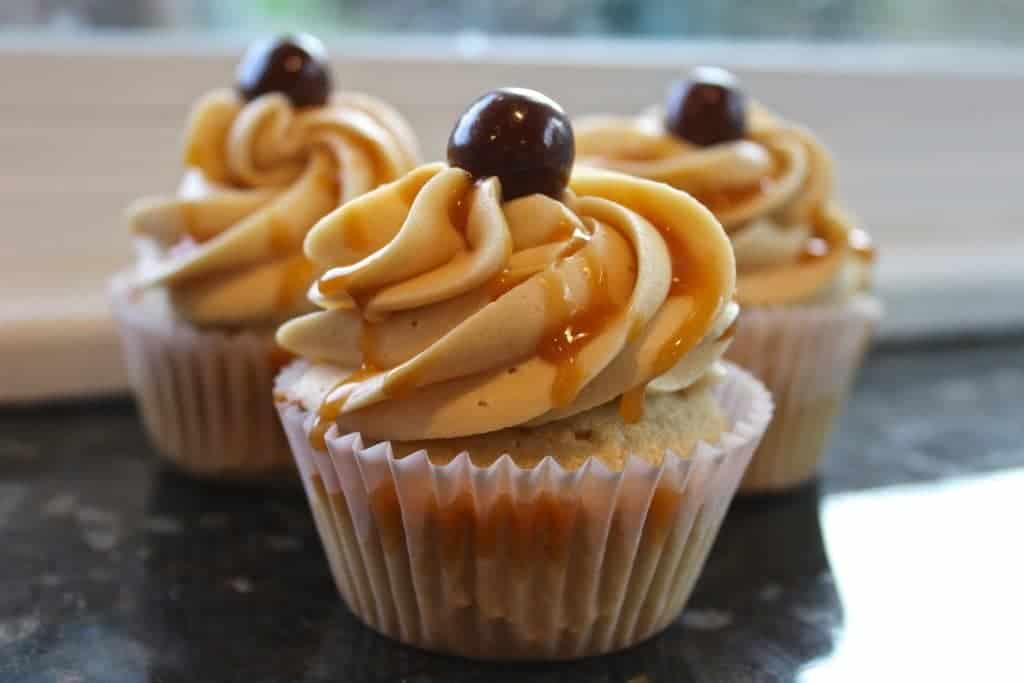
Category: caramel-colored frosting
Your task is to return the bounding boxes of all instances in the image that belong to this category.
[276,164,737,443]
[575,106,874,307]
[128,89,419,326]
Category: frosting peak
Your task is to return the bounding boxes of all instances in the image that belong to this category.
[128,88,419,326]
[277,165,737,443]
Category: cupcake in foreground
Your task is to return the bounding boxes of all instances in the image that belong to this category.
[110,34,419,478]
[274,88,772,659]
[576,67,881,492]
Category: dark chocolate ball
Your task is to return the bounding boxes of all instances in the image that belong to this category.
[664,67,747,146]
[447,88,575,201]
[236,34,331,108]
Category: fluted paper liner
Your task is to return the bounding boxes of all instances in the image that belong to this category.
[276,363,771,660]
[110,275,292,478]
[727,294,881,493]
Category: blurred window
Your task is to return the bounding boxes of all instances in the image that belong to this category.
[1,0,1021,44]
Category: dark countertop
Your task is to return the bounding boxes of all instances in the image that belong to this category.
[2,338,1022,682]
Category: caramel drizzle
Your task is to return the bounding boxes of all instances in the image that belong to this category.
[486,226,590,301]
[309,179,726,443]
[616,226,717,423]
[307,188,473,451]
[536,240,620,408]
[652,231,718,378]
[309,365,379,451]
[618,385,645,424]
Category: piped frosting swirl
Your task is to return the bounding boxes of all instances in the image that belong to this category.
[128,89,419,326]
[576,104,874,306]
[276,164,737,443]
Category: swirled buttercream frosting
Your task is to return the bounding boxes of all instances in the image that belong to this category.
[128,39,418,327]
[277,161,737,443]
[576,69,874,307]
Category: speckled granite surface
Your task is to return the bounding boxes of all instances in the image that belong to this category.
[1,339,1022,682]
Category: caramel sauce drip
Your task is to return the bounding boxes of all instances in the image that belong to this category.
[486,268,533,301]
[536,245,619,408]
[486,227,589,301]
[308,310,425,450]
[359,320,386,370]
[309,365,380,451]
[433,491,477,574]
[370,482,406,553]
[551,215,578,243]
[618,385,646,424]
[651,229,719,379]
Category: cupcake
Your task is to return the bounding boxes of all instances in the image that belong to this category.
[575,67,881,492]
[110,35,419,478]
[274,88,772,659]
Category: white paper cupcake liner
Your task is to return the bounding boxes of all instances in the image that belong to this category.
[726,293,882,493]
[110,275,293,478]
[276,362,772,660]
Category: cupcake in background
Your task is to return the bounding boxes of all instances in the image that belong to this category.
[111,34,419,479]
[274,88,772,659]
[576,67,881,492]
